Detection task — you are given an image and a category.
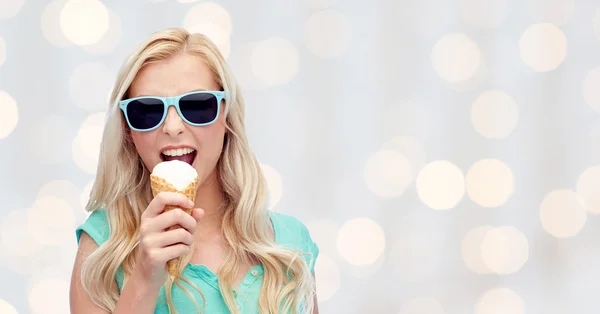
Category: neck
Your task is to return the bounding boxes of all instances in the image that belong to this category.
[193,170,225,238]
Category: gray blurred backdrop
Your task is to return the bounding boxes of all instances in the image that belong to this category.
[2,0,600,313]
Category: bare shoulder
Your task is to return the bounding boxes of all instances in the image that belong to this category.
[69,231,110,314]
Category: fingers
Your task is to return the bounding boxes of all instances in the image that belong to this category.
[143,192,195,219]
[147,228,194,248]
[160,244,191,262]
[152,208,197,235]
[137,192,201,279]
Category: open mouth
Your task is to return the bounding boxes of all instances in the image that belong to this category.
[160,147,197,166]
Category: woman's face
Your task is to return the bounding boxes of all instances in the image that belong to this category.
[127,52,226,188]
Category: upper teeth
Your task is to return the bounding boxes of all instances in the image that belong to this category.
[162,148,195,156]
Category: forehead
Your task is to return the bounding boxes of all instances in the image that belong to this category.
[128,52,219,98]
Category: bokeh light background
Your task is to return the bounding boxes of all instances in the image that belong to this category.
[2,0,600,313]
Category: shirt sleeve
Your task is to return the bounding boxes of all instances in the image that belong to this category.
[270,211,320,273]
[75,208,110,247]
[300,222,319,273]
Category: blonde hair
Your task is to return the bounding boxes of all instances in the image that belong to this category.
[80,27,316,314]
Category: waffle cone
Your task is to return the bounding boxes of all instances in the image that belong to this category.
[150,174,198,279]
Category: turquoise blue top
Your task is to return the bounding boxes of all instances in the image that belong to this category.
[75,209,319,314]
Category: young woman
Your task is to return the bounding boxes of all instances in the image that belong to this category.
[69,27,319,314]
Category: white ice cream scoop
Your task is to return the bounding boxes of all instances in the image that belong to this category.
[151,160,198,191]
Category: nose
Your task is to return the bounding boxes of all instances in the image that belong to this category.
[162,106,184,137]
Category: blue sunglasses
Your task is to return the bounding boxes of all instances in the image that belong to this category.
[119,90,225,132]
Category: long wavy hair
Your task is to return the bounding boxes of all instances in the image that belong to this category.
[80,27,315,314]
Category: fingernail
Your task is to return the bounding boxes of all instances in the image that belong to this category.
[188,200,194,207]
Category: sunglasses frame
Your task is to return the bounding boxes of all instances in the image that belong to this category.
[119,90,225,132]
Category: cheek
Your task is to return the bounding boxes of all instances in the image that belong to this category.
[194,127,225,163]
[130,132,157,166]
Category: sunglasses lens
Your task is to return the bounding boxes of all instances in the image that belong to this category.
[126,98,164,130]
[179,92,219,124]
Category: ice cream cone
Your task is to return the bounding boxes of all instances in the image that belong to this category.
[150,160,199,280]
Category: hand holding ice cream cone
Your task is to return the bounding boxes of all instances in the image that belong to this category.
[150,160,199,280]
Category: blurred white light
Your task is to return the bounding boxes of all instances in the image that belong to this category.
[0,0,25,19]
[34,243,79,274]
[72,112,105,174]
[1,209,40,257]
[462,225,494,274]
[364,150,413,198]
[261,164,283,209]
[0,36,5,67]
[475,288,525,314]
[183,1,231,34]
[81,9,121,54]
[183,2,232,58]
[0,90,19,139]
[466,159,514,207]
[304,10,352,58]
[228,42,268,91]
[480,226,529,275]
[583,67,600,114]
[28,115,71,164]
[69,62,115,111]
[314,254,341,301]
[28,196,76,246]
[38,179,88,226]
[29,277,70,314]
[417,160,465,210]
[347,252,385,279]
[0,299,18,314]
[460,0,507,28]
[60,0,109,46]
[471,90,519,139]
[529,0,574,26]
[27,266,72,294]
[0,209,42,275]
[576,165,600,214]
[41,0,73,48]
[519,23,567,72]
[251,38,299,86]
[540,189,587,238]
[38,180,81,209]
[398,296,446,314]
[337,218,385,266]
[187,22,230,59]
[178,0,200,2]
[381,136,427,178]
[431,33,482,83]
[60,242,78,271]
